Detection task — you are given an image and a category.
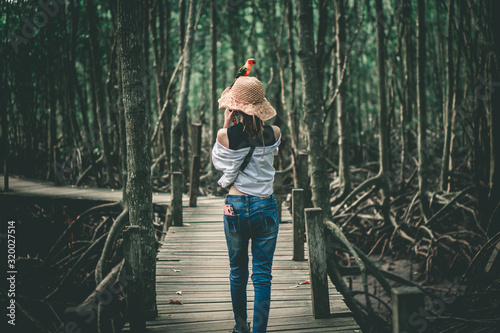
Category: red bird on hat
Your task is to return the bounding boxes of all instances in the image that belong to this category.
[230,58,256,89]
[229,58,256,124]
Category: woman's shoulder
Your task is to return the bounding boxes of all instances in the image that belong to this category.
[217,128,229,148]
[271,125,280,141]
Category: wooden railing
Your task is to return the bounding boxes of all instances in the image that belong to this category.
[291,188,425,332]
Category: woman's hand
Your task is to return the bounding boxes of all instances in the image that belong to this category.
[223,109,236,128]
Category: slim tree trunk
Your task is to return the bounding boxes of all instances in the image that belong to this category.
[117,55,127,201]
[65,2,82,147]
[149,0,171,163]
[71,0,92,146]
[228,3,241,71]
[178,0,186,54]
[375,0,391,226]
[46,21,59,184]
[417,0,429,217]
[448,1,465,192]
[210,0,218,190]
[85,0,115,187]
[334,0,351,199]
[107,36,120,157]
[171,0,197,174]
[316,0,328,105]
[400,0,412,184]
[142,1,152,130]
[117,0,157,321]
[150,1,164,113]
[296,0,330,216]
[1,3,9,186]
[439,0,455,191]
[163,1,172,171]
[286,0,300,188]
[486,0,500,235]
[286,0,298,148]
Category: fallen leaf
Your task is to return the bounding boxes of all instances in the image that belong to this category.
[176,290,183,295]
[299,280,310,285]
[173,269,181,272]
[168,299,183,304]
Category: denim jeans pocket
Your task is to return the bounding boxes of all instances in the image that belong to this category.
[224,214,240,233]
[258,207,278,232]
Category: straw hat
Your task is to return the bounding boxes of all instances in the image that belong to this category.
[218,76,277,121]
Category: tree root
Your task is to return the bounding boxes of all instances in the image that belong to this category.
[333,175,381,217]
[75,155,103,186]
[64,260,125,332]
[350,290,392,314]
[45,202,122,263]
[425,186,473,227]
[44,232,108,301]
[463,230,500,283]
[16,301,52,333]
[150,153,166,177]
[95,209,129,285]
[327,256,372,331]
[325,220,374,311]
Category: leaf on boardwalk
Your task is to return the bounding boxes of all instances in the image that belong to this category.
[173,269,181,272]
[299,280,310,285]
[176,290,182,295]
[169,299,183,304]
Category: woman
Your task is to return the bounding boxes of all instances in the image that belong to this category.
[212,76,281,333]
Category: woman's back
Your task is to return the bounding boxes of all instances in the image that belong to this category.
[227,123,276,150]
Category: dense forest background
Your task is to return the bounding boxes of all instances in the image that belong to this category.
[1,0,499,332]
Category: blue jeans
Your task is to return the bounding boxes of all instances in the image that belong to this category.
[224,194,279,333]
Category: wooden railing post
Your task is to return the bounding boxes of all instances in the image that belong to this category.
[274,171,284,222]
[296,152,312,207]
[189,155,200,207]
[295,152,309,190]
[172,172,183,226]
[189,123,202,208]
[392,287,424,333]
[191,123,202,156]
[305,208,330,319]
[292,189,305,261]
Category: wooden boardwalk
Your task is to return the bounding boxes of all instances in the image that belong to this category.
[131,197,361,332]
[1,176,360,332]
[0,175,176,206]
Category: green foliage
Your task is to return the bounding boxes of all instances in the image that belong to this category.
[0,0,496,190]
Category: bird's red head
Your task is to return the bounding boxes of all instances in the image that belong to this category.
[247,58,256,66]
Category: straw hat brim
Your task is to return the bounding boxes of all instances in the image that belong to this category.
[218,87,277,121]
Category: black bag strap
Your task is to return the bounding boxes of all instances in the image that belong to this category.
[239,145,255,172]
[224,139,257,189]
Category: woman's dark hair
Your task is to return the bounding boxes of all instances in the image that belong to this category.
[238,112,263,139]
